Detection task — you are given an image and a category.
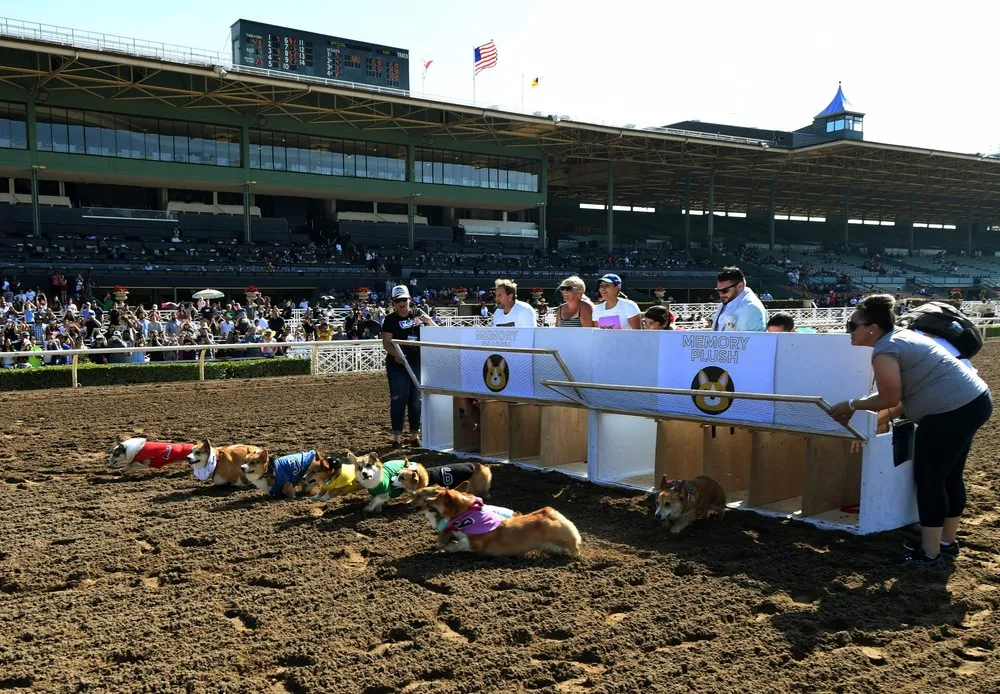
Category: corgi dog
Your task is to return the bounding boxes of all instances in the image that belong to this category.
[241,450,323,499]
[354,453,410,513]
[185,439,263,486]
[303,451,363,501]
[392,460,492,498]
[108,438,194,474]
[423,487,581,557]
[409,482,516,533]
[654,475,727,535]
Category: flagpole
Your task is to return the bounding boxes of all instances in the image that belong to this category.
[521,73,524,112]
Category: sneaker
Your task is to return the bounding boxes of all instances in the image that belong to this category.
[409,433,422,448]
[889,548,943,566]
[903,537,960,559]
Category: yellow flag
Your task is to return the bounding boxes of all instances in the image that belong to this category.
[531,76,540,88]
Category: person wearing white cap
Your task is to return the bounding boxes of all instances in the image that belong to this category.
[380,285,436,447]
[592,273,641,329]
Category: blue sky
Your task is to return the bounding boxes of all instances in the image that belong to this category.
[11,0,1000,154]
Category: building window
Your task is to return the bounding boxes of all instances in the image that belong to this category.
[413,147,540,192]
[32,105,240,167]
[248,128,407,182]
[0,101,27,150]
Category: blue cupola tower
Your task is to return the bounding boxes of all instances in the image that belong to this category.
[793,82,865,145]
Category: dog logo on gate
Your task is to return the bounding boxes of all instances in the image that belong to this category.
[483,354,509,393]
[691,366,734,415]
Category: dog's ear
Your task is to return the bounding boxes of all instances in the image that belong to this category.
[204,437,212,448]
[659,475,670,490]
[454,480,471,493]
[347,452,357,465]
[368,452,380,463]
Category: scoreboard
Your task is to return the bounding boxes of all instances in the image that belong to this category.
[230,19,410,93]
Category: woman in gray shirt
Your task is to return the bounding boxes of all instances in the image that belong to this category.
[830,294,992,566]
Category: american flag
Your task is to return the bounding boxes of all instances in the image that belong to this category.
[474,40,498,75]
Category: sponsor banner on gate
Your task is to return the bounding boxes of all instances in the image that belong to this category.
[656,331,778,424]
[459,327,535,398]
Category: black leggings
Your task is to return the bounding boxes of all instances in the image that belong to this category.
[913,391,993,527]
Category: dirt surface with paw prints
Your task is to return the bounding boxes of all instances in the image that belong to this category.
[1,350,999,692]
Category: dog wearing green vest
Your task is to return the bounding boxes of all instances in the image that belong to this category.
[355,452,410,513]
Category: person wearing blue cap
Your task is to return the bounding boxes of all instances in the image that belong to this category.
[593,274,641,329]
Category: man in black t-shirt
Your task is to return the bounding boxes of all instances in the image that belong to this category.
[380,285,435,447]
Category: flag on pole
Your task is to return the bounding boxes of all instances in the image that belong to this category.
[423,59,433,76]
[531,76,541,88]
[474,40,498,75]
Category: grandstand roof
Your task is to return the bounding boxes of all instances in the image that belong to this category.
[0,25,998,223]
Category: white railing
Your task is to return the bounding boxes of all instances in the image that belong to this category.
[0,340,388,388]
[0,16,225,66]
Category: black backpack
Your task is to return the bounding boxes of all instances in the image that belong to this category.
[898,301,983,359]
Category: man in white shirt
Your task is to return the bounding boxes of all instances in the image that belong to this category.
[711,266,768,332]
[491,279,537,328]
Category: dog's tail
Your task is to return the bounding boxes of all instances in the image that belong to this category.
[538,507,582,556]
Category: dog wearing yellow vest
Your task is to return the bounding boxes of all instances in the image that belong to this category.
[304,451,365,501]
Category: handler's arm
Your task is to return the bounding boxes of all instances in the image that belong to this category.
[853,355,902,412]
[381,330,402,363]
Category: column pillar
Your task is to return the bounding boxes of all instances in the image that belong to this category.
[967,199,974,258]
[406,144,415,183]
[907,191,916,255]
[706,167,715,251]
[843,189,851,250]
[606,161,614,252]
[539,154,548,251]
[768,179,776,251]
[30,165,41,238]
[538,202,547,251]
[242,182,253,243]
[408,194,417,250]
[683,173,691,250]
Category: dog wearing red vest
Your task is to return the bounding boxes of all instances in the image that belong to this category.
[108,437,195,475]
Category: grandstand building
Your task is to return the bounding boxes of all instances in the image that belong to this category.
[1,17,1000,301]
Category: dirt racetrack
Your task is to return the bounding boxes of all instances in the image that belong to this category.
[1,346,999,694]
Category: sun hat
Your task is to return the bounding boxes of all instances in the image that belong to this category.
[598,273,622,286]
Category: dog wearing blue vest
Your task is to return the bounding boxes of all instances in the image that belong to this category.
[241,449,325,499]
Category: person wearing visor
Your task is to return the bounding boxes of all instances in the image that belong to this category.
[555,276,594,327]
[380,285,435,447]
[711,266,767,332]
[592,274,641,329]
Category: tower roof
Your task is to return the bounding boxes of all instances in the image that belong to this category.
[816,82,863,118]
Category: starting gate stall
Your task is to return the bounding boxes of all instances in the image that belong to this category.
[396,328,919,535]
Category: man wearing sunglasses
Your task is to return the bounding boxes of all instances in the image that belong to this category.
[710,266,768,332]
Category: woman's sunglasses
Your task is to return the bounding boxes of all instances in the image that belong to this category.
[845,320,869,333]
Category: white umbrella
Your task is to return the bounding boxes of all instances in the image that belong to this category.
[193,289,225,300]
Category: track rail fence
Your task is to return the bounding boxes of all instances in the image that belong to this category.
[0,340,387,388]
